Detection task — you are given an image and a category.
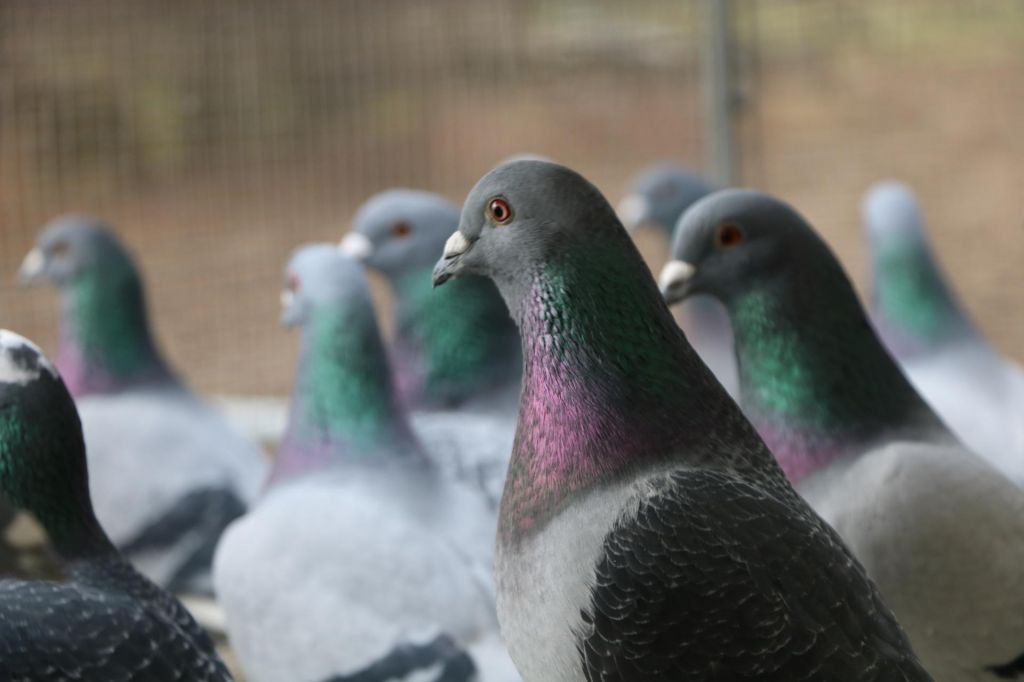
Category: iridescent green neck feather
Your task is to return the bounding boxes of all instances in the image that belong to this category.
[502,242,780,542]
[273,300,421,484]
[0,377,115,560]
[871,234,976,354]
[392,266,520,408]
[59,254,173,395]
[729,263,949,482]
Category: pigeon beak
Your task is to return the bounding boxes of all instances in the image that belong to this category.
[658,260,697,305]
[17,248,46,285]
[431,231,472,288]
[279,289,300,328]
[617,194,649,233]
[338,233,372,261]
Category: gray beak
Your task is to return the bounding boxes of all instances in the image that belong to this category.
[431,231,472,288]
[338,233,373,261]
[17,248,46,285]
[658,259,697,305]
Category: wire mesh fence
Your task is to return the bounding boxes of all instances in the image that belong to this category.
[2,0,1021,395]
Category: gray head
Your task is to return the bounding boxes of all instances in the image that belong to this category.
[339,190,461,280]
[18,215,135,288]
[617,163,716,234]
[659,189,831,306]
[431,160,625,309]
[281,244,374,328]
[861,181,927,246]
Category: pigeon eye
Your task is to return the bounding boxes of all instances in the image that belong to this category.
[487,198,513,225]
[714,223,745,249]
[286,274,300,293]
[49,241,70,258]
[391,222,412,238]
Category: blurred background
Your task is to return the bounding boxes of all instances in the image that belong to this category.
[2,0,1022,396]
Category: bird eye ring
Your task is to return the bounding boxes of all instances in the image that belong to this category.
[487,198,513,225]
[391,222,412,238]
[714,223,745,248]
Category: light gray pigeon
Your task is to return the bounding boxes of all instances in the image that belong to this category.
[863,181,1024,485]
[661,188,1024,681]
[213,246,515,682]
[432,160,930,682]
[0,330,232,681]
[341,189,519,504]
[617,162,739,397]
[18,216,267,595]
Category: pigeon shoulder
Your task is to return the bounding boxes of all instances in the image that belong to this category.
[498,463,926,682]
[578,466,927,681]
[214,475,495,682]
[0,578,230,681]
[801,440,1024,675]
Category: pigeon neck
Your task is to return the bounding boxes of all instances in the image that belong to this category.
[391,265,520,409]
[58,259,174,396]
[870,235,976,356]
[0,385,118,561]
[500,245,776,544]
[728,269,947,484]
[272,302,422,485]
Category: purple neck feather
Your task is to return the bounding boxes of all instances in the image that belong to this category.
[500,265,782,543]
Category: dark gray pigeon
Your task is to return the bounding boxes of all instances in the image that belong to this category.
[618,162,739,397]
[432,160,930,682]
[0,330,232,681]
[18,216,267,595]
[863,181,1024,485]
[661,188,1024,681]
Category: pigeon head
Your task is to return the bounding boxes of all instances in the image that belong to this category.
[340,190,461,280]
[432,160,628,316]
[862,181,926,245]
[273,245,422,484]
[861,181,973,353]
[19,215,138,288]
[18,216,172,396]
[660,190,948,483]
[281,243,376,329]
[659,189,813,307]
[617,163,716,236]
[434,161,776,539]
[0,331,110,557]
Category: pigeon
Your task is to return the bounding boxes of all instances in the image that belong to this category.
[214,245,513,682]
[862,181,1024,484]
[618,163,739,397]
[432,160,930,682]
[0,330,232,681]
[341,189,520,504]
[617,163,717,239]
[18,216,267,594]
[660,188,1024,681]
[341,189,521,412]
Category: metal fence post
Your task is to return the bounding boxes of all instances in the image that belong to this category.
[701,0,737,186]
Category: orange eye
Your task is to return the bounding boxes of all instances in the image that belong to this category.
[487,198,513,225]
[714,223,745,248]
[287,274,300,293]
[391,222,412,238]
